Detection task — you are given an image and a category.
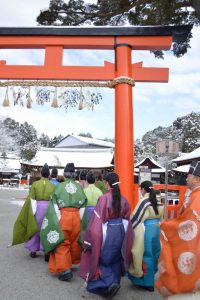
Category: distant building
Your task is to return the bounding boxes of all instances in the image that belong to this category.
[21,147,114,171]
[20,135,115,180]
[134,157,166,184]
[55,134,114,149]
[173,146,200,167]
[0,153,20,184]
[156,140,179,155]
[171,146,200,185]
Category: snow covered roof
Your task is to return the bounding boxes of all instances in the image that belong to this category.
[21,147,114,169]
[173,147,200,163]
[55,134,114,149]
[173,165,190,174]
[135,157,164,169]
[0,157,20,173]
[134,168,166,173]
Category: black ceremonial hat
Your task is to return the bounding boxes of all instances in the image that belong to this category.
[41,163,50,177]
[64,163,75,173]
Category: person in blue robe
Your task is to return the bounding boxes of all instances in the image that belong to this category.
[127,180,163,292]
[49,167,60,186]
[78,172,133,299]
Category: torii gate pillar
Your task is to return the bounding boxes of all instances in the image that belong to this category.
[115,45,134,208]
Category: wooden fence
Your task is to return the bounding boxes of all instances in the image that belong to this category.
[133,184,188,219]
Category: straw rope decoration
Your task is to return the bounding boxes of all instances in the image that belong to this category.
[0,77,135,88]
[1,77,135,110]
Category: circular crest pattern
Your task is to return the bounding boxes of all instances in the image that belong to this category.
[178,220,198,241]
[65,182,77,194]
[177,252,196,275]
[47,230,60,244]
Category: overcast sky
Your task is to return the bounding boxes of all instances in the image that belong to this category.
[0,1,199,140]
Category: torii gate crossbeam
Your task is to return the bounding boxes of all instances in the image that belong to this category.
[0,25,192,210]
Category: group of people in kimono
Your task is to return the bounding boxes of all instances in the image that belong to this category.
[11,159,200,299]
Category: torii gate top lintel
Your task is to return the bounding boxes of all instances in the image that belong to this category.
[0,25,192,41]
[0,25,192,82]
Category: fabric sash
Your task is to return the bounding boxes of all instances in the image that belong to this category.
[131,198,151,229]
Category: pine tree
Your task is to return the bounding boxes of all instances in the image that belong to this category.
[17,122,38,160]
[0,118,19,154]
[49,135,64,147]
[36,0,199,58]
[38,133,50,147]
[173,112,200,152]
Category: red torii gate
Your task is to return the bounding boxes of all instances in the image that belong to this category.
[0,26,191,210]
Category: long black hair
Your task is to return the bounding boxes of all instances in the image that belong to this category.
[140,180,159,215]
[105,172,121,218]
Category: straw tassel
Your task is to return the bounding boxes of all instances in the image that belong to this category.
[26,87,32,108]
[85,90,91,110]
[2,86,10,107]
[35,87,40,104]
[11,87,17,105]
[78,87,83,110]
[51,87,58,108]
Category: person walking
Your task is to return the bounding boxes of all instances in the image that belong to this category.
[45,163,87,281]
[95,172,107,194]
[79,169,88,189]
[49,167,60,186]
[128,180,163,292]
[156,160,200,299]
[84,170,103,222]
[78,172,133,299]
[12,163,55,258]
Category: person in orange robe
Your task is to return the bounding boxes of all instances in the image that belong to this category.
[48,163,87,281]
[155,160,200,299]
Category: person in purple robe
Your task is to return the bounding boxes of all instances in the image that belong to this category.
[78,172,133,299]
[24,163,55,259]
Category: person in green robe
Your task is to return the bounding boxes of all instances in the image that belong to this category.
[94,172,107,194]
[41,163,87,281]
[84,170,103,221]
[12,163,55,259]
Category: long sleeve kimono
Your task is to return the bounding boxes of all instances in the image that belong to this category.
[78,190,133,293]
[40,178,87,253]
[128,193,163,288]
[12,178,55,246]
[156,187,200,298]
[42,178,87,274]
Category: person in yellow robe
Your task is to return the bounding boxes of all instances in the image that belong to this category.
[128,180,163,291]
[84,171,103,221]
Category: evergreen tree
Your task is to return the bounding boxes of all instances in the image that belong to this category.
[17,122,38,160]
[3,117,19,139]
[103,137,114,143]
[78,132,93,138]
[49,134,64,147]
[133,112,200,164]
[36,0,199,58]
[173,112,200,152]
[38,133,50,147]
[0,118,19,154]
